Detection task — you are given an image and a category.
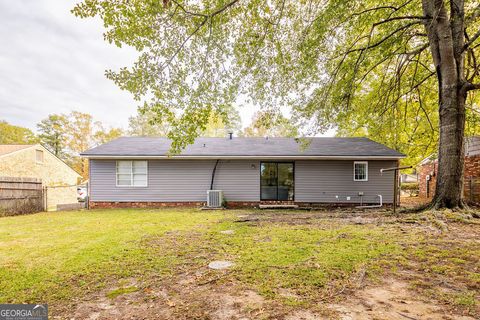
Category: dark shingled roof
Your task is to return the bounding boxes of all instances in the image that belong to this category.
[81,137,405,158]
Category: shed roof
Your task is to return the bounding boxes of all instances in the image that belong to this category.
[0,144,33,156]
[81,137,405,159]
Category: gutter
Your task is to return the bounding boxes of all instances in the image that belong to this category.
[80,155,406,160]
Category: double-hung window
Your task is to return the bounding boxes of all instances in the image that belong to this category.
[116,161,148,187]
[35,149,44,164]
[353,161,368,181]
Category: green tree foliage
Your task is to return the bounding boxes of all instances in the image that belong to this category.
[128,110,171,136]
[241,111,298,137]
[64,111,123,179]
[0,121,37,144]
[93,125,124,145]
[37,114,68,157]
[72,0,480,154]
[74,0,480,207]
[35,112,122,179]
[129,106,241,137]
[203,106,241,137]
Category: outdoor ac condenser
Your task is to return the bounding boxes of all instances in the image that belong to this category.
[207,190,223,208]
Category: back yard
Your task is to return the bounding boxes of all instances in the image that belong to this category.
[0,208,478,319]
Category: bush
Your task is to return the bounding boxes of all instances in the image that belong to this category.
[401,182,419,197]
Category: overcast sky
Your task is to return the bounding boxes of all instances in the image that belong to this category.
[0,0,260,133]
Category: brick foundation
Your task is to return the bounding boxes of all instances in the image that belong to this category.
[89,201,205,209]
[89,200,390,209]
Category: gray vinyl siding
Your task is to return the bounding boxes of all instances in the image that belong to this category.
[89,159,260,202]
[212,160,260,201]
[295,160,397,203]
[90,159,396,203]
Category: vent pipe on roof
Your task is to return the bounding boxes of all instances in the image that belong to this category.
[228,132,233,140]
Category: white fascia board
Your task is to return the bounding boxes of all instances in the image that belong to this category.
[82,155,405,160]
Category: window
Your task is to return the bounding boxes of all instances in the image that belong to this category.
[116,161,148,187]
[354,161,368,181]
[260,162,294,200]
[35,150,44,163]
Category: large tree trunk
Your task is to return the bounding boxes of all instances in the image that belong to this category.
[434,77,467,208]
[422,0,467,208]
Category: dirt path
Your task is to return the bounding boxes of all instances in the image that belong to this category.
[70,275,476,320]
[329,279,475,320]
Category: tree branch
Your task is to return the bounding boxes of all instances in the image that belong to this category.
[463,29,480,51]
[170,0,240,19]
[351,0,416,17]
[170,0,208,18]
[159,0,240,70]
[465,82,480,91]
[339,22,423,55]
[373,15,430,27]
[161,17,208,70]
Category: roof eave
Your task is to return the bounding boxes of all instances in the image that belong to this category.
[81,154,406,160]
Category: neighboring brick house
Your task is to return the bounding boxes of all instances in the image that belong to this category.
[418,136,480,203]
[0,144,81,209]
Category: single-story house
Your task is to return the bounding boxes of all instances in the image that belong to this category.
[418,136,480,203]
[81,137,405,208]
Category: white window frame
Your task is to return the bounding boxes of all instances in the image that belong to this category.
[116,160,148,187]
[353,161,368,181]
[35,149,44,164]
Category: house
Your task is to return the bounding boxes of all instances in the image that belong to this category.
[81,137,405,208]
[418,136,480,202]
[401,173,418,183]
[0,144,82,208]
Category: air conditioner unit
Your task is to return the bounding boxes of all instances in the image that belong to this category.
[207,190,223,208]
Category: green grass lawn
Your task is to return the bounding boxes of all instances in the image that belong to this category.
[0,208,223,302]
[0,208,478,317]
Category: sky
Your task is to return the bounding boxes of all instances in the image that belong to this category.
[0,1,334,136]
[0,0,259,133]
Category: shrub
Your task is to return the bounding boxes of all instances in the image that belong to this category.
[401,182,419,197]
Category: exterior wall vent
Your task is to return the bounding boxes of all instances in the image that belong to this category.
[207,190,223,208]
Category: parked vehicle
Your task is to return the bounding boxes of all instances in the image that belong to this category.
[77,186,87,202]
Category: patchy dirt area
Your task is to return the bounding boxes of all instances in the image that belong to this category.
[63,208,479,319]
[331,279,476,320]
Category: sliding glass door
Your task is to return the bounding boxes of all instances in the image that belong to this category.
[260,162,294,201]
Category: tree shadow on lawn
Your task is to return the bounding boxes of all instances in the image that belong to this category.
[68,209,479,319]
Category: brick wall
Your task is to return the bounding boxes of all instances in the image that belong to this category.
[464,155,480,177]
[418,161,437,198]
[418,155,480,202]
[464,155,480,203]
